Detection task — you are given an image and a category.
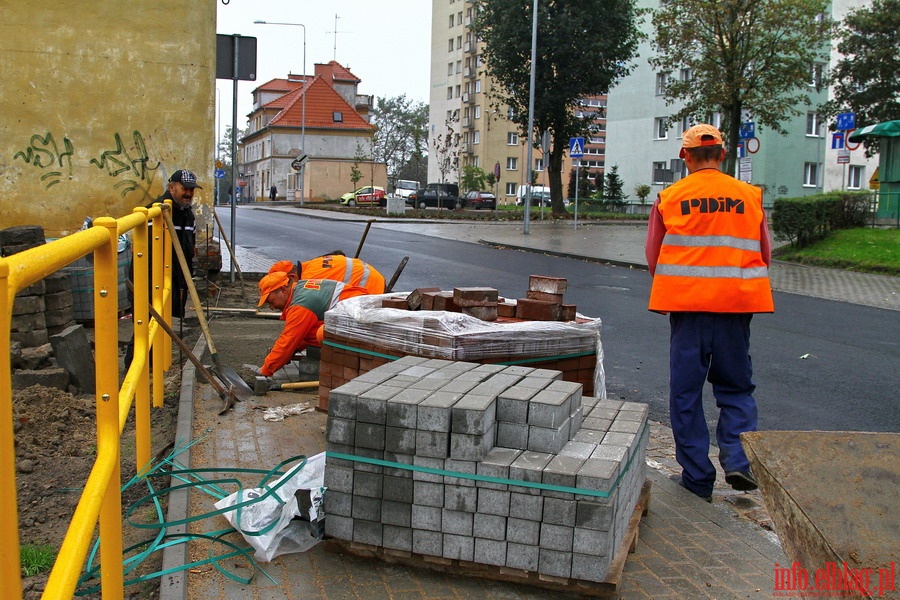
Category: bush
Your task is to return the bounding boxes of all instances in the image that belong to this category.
[772,192,871,248]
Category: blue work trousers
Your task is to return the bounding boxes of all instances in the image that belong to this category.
[669,312,758,497]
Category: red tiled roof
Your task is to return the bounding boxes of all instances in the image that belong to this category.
[254,77,305,93]
[314,61,361,84]
[269,75,374,131]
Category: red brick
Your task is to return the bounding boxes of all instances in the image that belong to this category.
[382,298,410,310]
[420,292,439,310]
[461,305,498,321]
[560,304,577,321]
[515,298,562,321]
[526,290,564,304]
[529,275,568,294]
[431,292,460,312]
[453,287,499,307]
[497,300,517,318]
[407,287,442,310]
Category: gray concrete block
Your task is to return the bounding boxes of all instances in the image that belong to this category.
[325,417,355,445]
[385,387,431,427]
[506,542,539,571]
[324,442,355,468]
[382,524,413,552]
[412,529,442,557]
[500,365,535,377]
[352,470,384,498]
[416,390,462,432]
[542,454,586,499]
[509,451,553,495]
[539,548,572,578]
[474,538,507,567]
[351,495,381,521]
[505,516,540,545]
[601,431,636,450]
[573,526,613,555]
[356,387,396,424]
[352,519,382,546]
[576,499,615,531]
[443,458,476,487]
[546,379,582,410]
[382,451,413,477]
[542,497,578,527]
[444,485,477,512]
[324,514,352,540]
[407,376,448,392]
[508,492,544,520]
[438,378,479,394]
[450,394,496,435]
[450,424,496,461]
[473,513,506,541]
[476,488,510,516]
[581,395,600,410]
[411,504,442,531]
[413,480,444,508]
[381,500,411,527]
[412,456,444,482]
[576,457,620,495]
[559,440,597,460]
[440,509,473,536]
[382,475,413,503]
[571,552,612,583]
[590,443,628,464]
[442,533,474,561]
[496,385,535,424]
[324,490,351,517]
[353,447,384,473]
[354,422,386,451]
[608,416,643,434]
[526,419,570,454]
[415,429,450,458]
[48,324,95,393]
[353,365,407,384]
[540,523,574,552]
[476,447,522,490]
[385,426,416,454]
[496,422,528,450]
[580,416,612,432]
[323,464,353,493]
[328,380,375,418]
[527,389,572,428]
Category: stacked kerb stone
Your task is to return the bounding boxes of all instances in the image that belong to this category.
[324,356,648,585]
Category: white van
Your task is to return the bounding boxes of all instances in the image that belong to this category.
[516,185,551,206]
[394,179,420,200]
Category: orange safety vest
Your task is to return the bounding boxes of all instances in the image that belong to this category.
[300,255,386,294]
[648,170,774,313]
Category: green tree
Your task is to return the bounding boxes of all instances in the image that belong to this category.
[820,0,900,155]
[461,165,487,193]
[567,167,595,199]
[350,141,365,189]
[434,117,460,185]
[472,0,643,216]
[650,0,836,175]
[604,165,628,208]
[634,183,653,205]
[372,95,430,183]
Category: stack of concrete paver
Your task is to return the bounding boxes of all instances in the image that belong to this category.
[323,355,649,588]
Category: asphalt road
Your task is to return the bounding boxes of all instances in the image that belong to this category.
[217,208,900,434]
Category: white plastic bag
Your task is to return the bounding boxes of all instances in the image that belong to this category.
[214,453,326,562]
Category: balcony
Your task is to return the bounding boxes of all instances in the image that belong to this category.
[464,41,475,53]
[461,92,471,104]
[462,117,474,129]
[464,66,474,79]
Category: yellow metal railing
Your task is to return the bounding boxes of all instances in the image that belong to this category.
[1,203,178,599]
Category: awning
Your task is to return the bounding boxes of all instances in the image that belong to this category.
[848,120,900,142]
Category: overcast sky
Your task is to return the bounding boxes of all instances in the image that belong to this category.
[215,0,432,142]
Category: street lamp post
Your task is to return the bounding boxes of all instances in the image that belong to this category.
[254,20,306,205]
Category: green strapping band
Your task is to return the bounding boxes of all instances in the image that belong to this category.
[326,421,647,499]
[322,340,595,366]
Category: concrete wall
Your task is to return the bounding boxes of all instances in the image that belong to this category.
[0,1,216,238]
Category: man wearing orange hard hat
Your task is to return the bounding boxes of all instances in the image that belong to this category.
[268,252,386,295]
[256,271,368,377]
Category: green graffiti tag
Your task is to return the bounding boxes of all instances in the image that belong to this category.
[13,132,75,188]
[90,131,160,197]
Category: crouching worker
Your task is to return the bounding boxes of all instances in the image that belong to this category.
[269,253,386,295]
[257,271,369,377]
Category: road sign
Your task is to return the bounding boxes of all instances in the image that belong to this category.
[215,168,226,179]
[831,133,844,150]
[216,160,224,169]
[836,112,855,131]
[569,137,584,158]
[541,131,551,156]
[738,157,752,182]
[736,141,745,158]
[237,179,248,187]
[837,149,850,164]
[739,122,755,140]
[291,154,308,171]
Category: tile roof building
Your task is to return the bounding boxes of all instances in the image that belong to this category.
[239,61,386,203]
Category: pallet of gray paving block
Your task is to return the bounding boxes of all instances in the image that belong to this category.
[352,519,383,546]
[526,419,571,454]
[476,446,522,490]
[449,425,496,461]
[450,393,496,435]
[496,422,528,449]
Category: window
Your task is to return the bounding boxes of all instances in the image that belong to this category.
[848,165,864,189]
[449,14,454,27]
[810,63,824,88]
[680,116,692,136]
[447,87,453,100]
[652,161,668,184]
[447,110,453,122]
[455,84,461,97]
[803,162,819,187]
[458,11,463,24]
[806,112,821,136]
[472,156,480,168]
[448,39,454,52]
[507,107,516,120]
[655,72,669,95]
[448,62,454,76]
[332,111,343,123]
[655,118,668,140]
[505,182,517,196]
[456,60,461,73]
[535,158,544,172]
[475,79,482,93]
[506,157,518,170]
[507,132,519,145]
[457,36,462,49]
[474,105,481,118]
[680,68,692,82]
[709,112,722,129]
[473,130,480,144]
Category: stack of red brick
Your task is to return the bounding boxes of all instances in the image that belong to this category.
[318,276,603,411]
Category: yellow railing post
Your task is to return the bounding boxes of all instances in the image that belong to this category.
[93,217,125,600]
[0,258,23,595]
[132,207,152,474]
[150,205,168,403]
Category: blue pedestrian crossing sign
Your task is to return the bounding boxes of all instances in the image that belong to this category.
[569,137,584,158]
[836,112,855,131]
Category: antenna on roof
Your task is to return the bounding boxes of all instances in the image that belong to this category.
[326,14,350,62]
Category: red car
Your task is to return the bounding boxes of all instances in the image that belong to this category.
[340,186,386,207]
[464,190,497,210]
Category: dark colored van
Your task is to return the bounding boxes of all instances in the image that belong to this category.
[407,182,461,209]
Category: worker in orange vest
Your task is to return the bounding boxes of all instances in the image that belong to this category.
[268,253,386,295]
[646,123,774,503]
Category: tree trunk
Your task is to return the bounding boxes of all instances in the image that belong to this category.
[548,140,567,217]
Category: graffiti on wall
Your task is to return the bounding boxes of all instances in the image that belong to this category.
[14,130,161,197]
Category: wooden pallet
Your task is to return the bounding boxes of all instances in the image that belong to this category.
[323,479,652,597]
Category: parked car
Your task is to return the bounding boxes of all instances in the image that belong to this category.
[516,190,552,207]
[340,186,386,207]
[407,182,461,209]
[393,179,420,200]
[464,190,497,210]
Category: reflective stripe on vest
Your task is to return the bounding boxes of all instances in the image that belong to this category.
[655,264,769,279]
